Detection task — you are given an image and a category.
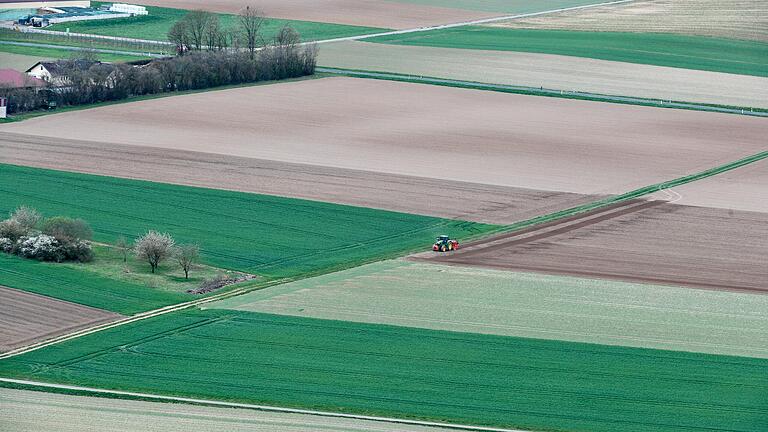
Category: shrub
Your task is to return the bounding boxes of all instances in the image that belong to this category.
[10,206,42,230]
[0,237,13,253]
[0,219,28,242]
[42,217,93,242]
[61,240,94,263]
[17,234,65,262]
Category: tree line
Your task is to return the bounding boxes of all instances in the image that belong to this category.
[1,7,317,115]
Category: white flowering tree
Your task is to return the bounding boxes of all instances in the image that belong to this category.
[134,231,175,273]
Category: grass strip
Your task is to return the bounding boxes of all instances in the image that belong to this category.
[318,67,768,116]
[1,309,766,432]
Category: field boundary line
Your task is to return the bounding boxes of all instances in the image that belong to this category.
[316,68,768,117]
[0,40,164,58]
[0,378,530,432]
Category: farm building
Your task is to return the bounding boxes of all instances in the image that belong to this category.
[26,60,100,85]
[0,68,46,88]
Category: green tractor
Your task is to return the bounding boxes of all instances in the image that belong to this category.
[432,235,459,252]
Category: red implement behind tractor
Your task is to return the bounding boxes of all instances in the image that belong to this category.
[433,235,459,252]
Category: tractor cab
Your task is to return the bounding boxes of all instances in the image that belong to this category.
[433,235,459,252]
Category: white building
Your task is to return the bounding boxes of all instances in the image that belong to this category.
[108,3,147,15]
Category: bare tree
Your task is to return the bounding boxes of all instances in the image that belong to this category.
[174,243,199,279]
[115,235,129,263]
[10,206,42,230]
[185,10,214,51]
[168,20,189,55]
[134,231,175,273]
[239,6,265,59]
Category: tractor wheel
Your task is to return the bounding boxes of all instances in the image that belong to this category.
[448,243,454,251]
[440,245,447,252]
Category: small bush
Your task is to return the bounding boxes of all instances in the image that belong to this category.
[0,237,13,253]
[61,240,94,263]
[0,219,28,242]
[17,234,65,262]
[42,217,93,242]
[10,206,42,230]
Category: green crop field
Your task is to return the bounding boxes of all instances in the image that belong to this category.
[371,28,768,77]
[1,309,766,432]
[47,3,388,42]
[0,164,495,278]
[0,253,187,315]
[0,43,148,63]
[208,260,768,358]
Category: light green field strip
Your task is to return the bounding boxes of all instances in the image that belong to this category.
[208,260,768,358]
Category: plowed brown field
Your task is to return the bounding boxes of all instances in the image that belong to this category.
[416,201,768,293]
[2,77,765,197]
[0,286,121,352]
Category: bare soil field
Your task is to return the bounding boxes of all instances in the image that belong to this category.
[0,388,461,432]
[416,201,768,293]
[134,0,495,29]
[0,286,121,353]
[490,0,768,42]
[2,77,766,197]
[668,158,768,213]
[209,260,768,358]
[0,133,600,224]
[319,42,768,108]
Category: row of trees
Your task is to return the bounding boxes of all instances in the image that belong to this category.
[168,6,267,58]
[1,8,317,115]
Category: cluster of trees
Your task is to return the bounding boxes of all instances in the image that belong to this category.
[2,7,317,115]
[0,206,94,262]
[122,231,200,279]
[168,7,269,58]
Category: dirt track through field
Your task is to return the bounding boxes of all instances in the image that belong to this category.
[416,202,768,293]
[2,77,766,197]
[134,0,496,29]
[0,132,599,225]
[0,286,121,353]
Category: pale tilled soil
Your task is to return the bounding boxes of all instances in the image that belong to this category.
[319,42,768,108]
[0,286,121,352]
[0,132,599,225]
[489,0,768,42]
[418,201,768,293]
[667,158,768,213]
[0,388,459,432]
[2,77,765,198]
[134,0,496,29]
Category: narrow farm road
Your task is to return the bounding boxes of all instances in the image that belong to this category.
[0,378,530,432]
